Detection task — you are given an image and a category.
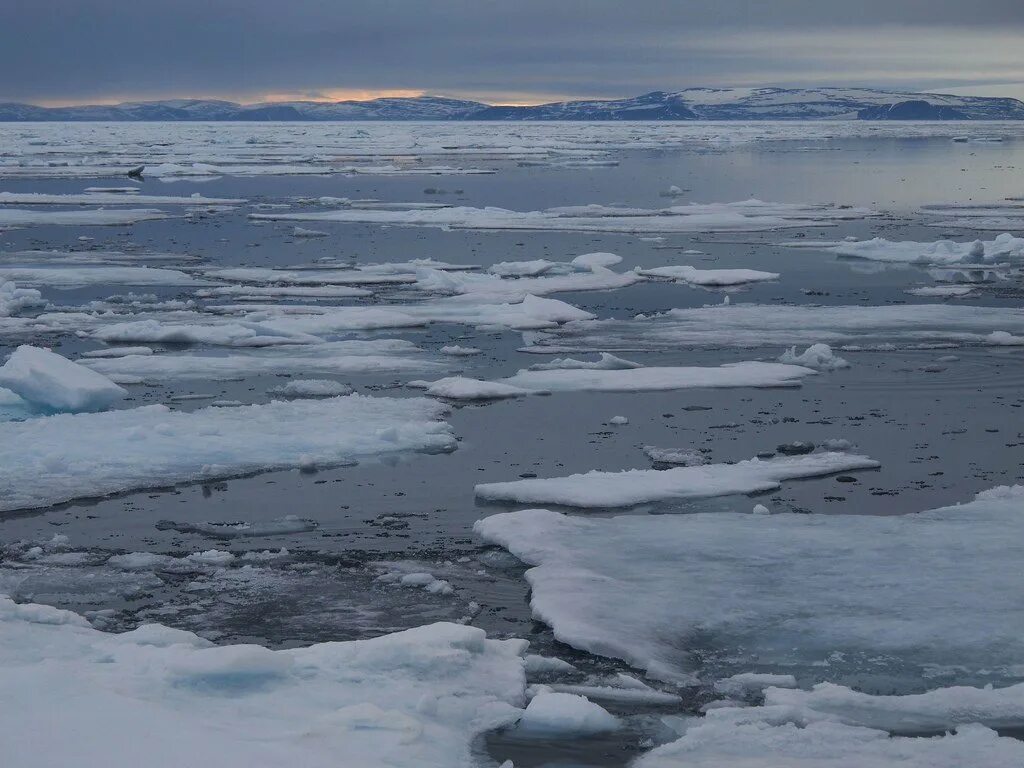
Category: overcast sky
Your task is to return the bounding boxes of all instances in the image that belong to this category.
[3,1,1024,105]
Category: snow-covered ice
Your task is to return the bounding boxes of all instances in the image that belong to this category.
[475,452,878,508]
[514,692,619,736]
[0,345,126,412]
[0,208,169,227]
[527,303,1024,351]
[0,596,528,768]
[778,343,850,371]
[419,361,818,401]
[0,394,455,511]
[250,199,875,234]
[637,265,780,286]
[0,266,209,288]
[475,486,1024,686]
[82,340,437,382]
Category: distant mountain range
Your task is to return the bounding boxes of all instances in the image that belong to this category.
[3,88,1023,121]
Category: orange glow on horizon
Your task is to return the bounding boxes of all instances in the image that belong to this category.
[23,87,590,108]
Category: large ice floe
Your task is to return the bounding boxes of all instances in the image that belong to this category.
[475,485,1024,687]
[249,198,875,233]
[788,232,1024,266]
[0,265,209,288]
[0,208,169,227]
[416,361,818,401]
[0,596,527,768]
[0,345,125,412]
[81,339,438,382]
[525,303,1024,352]
[475,452,878,507]
[0,394,454,511]
[636,716,1024,767]
[0,191,244,206]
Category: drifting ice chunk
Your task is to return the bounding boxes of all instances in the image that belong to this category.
[80,346,154,359]
[440,345,482,356]
[0,345,125,412]
[643,446,706,466]
[292,226,328,238]
[527,353,641,371]
[637,265,779,286]
[489,260,557,277]
[571,252,622,269]
[778,343,850,371]
[0,394,455,511]
[714,673,797,697]
[476,452,878,508]
[423,361,817,401]
[474,486,1024,687]
[418,377,536,401]
[0,596,528,768]
[0,281,44,316]
[516,692,619,736]
[267,380,354,398]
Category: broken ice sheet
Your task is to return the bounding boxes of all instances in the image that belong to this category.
[0,596,527,768]
[0,394,455,512]
[475,486,1024,688]
[524,303,1024,352]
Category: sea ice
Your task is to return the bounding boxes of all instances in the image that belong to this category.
[420,361,817,401]
[475,452,878,508]
[778,343,850,371]
[0,394,455,511]
[82,340,437,382]
[475,486,1024,686]
[0,345,126,412]
[0,596,528,768]
[637,265,780,286]
[515,692,619,736]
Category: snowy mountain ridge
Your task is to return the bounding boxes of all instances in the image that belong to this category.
[2,87,1022,121]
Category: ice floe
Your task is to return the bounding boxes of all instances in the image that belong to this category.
[0,345,125,412]
[515,692,619,736]
[526,303,1024,352]
[81,340,437,382]
[0,208,169,227]
[0,596,527,768]
[0,394,454,511]
[0,191,243,206]
[250,198,876,234]
[0,266,209,288]
[475,451,878,508]
[475,486,1024,687]
[790,233,1024,266]
[637,265,780,286]
[0,281,44,315]
[419,361,818,401]
[637,717,1023,768]
[778,343,850,371]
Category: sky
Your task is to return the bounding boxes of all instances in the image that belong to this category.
[3,1,1024,106]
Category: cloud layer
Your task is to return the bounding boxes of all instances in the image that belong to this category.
[4,1,1024,104]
